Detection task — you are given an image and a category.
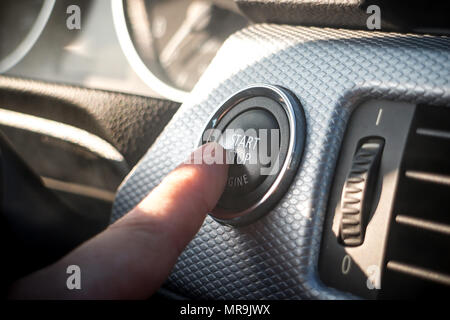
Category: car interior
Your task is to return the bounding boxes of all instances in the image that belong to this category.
[1,0,449,300]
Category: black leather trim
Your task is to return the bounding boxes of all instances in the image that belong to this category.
[236,0,450,34]
[0,76,180,166]
[0,133,102,288]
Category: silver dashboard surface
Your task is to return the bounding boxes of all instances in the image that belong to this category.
[111,25,450,299]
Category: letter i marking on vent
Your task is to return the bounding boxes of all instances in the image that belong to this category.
[376,108,383,126]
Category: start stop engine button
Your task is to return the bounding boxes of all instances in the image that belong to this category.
[220,109,279,195]
[200,85,306,226]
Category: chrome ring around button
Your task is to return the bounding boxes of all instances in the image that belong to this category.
[199,84,306,226]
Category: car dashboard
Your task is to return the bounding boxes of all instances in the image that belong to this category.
[1,0,449,300]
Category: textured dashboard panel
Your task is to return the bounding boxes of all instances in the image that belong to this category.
[112,25,450,299]
[0,76,180,166]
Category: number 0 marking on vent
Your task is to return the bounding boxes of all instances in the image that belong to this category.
[341,255,352,275]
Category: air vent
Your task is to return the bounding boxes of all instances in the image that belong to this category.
[380,104,450,299]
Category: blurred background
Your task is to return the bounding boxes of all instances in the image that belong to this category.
[1,0,249,101]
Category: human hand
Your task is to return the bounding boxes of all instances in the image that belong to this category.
[9,142,228,299]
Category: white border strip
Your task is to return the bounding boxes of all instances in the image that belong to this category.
[0,109,124,162]
[111,0,188,102]
[0,0,55,73]
[42,176,116,202]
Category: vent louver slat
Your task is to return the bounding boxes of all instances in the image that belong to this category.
[395,215,450,236]
[405,170,450,186]
[381,104,450,299]
[387,261,450,287]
